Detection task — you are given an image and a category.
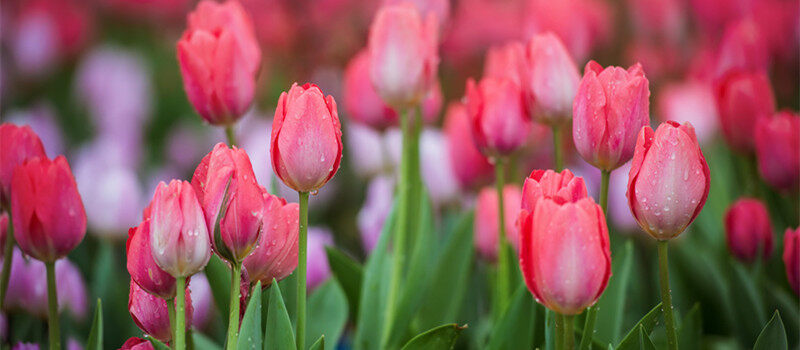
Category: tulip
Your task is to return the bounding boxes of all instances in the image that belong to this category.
[484,42,526,86]
[192,143,265,262]
[343,50,398,129]
[520,169,588,216]
[783,227,799,295]
[368,3,439,108]
[715,18,769,78]
[128,281,192,342]
[271,83,343,193]
[307,227,333,291]
[523,33,581,125]
[443,102,494,189]
[120,338,155,350]
[126,219,176,300]
[466,77,530,157]
[0,123,47,204]
[724,198,773,263]
[474,185,523,262]
[573,61,650,171]
[242,190,299,286]
[754,111,799,192]
[627,121,710,240]
[358,176,395,253]
[5,104,64,158]
[714,71,775,153]
[519,196,611,315]
[177,0,261,126]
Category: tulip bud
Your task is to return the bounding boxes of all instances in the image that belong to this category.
[307,227,333,291]
[177,0,261,125]
[443,102,494,189]
[714,71,775,153]
[520,169,588,220]
[0,123,46,204]
[192,143,265,262]
[126,218,176,299]
[627,121,710,240]
[128,280,192,342]
[573,61,650,171]
[519,197,611,315]
[368,3,439,108]
[523,33,581,125]
[242,190,298,286]
[343,50,398,129]
[754,111,799,192]
[120,337,155,350]
[783,227,799,295]
[466,77,530,156]
[148,180,211,278]
[724,198,773,263]
[11,156,86,262]
[474,185,523,262]
[484,42,526,86]
[270,83,343,193]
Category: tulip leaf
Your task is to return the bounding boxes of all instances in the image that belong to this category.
[306,278,348,348]
[278,272,298,327]
[763,280,800,346]
[616,303,662,350]
[486,285,539,350]
[678,303,702,350]
[753,311,787,350]
[400,324,465,350]
[729,261,767,345]
[191,331,222,350]
[265,278,296,350]
[594,240,634,344]
[239,281,263,350]
[636,325,657,350]
[205,254,232,316]
[309,336,324,350]
[86,298,103,350]
[325,246,362,318]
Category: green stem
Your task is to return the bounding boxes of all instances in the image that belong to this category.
[555,313,565,350]
[657,241,678,350]
[0,209,14,310]
[599,170,610,212]
[563,315,575,350]
[494,158,510,315]
[552,125,563,171]
[579,170,610,350]
[175,277,186,350]
[225,125,237,147]
[297,191,309,350]
[46,261,60,350]
[168,298,176,350]
[226,263,242,350]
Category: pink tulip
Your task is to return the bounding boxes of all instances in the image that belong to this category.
[724,198,773,263]
[715,18,769,78]
[120,337,155,350]
[783,227,799,295]
[443,102,494,189]
[343,50,398,129]
[242,190,298,286]
[271,83,343,193]
[466,77,530,156]
[573,61,650,171]
[627,121,710,240]
[368,3,439,108]
[754,111,799,192]
[520,169,588,216]
[523,33,581,125]
[484,42,526,87]
[126,218,176,300]
[11,156,86,262]
[519,196,610,315]
[148,180,211,278]
[714,71,775,153]
[474,185,523,262]
[657,80,719,145]
[177,0,261,125]
[128,280,192,342]
[0,123,47,204]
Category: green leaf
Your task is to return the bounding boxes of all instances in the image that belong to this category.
[636,325,657,350]
[278,272,298,327]
[325,246,362,318]
[545,310,555,350]
[306,279,348,348]
[191,331,222,350]
[678,303,702,350]
[148,338,171,350]
[594,241,634,344]
[205,254,232,316]
[400,324,465,350]
[729,261,767,345]
[616,303,662,350]
[265,278,297,350]
[239,281,263,350]
[486,285,538,350]
[309,336,324,350]
[753,311,787,350]
[86,299,103,350]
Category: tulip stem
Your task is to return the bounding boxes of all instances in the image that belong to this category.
[297,191,309,350]
[552,125,563,171]
[175,277,187,350]
[225,125,237,147]
[555,313,565,350]
[578,170,609,350]
[168,299,176,350]
[563,315,575,350]
[657,241,678,350]
[0,209,14,310]
[494,158,511,317]
[226,263,242,350]
[45,261,60,350]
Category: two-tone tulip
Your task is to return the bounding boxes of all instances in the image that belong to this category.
[714,71,775,153]
[754,111,799,192]
[0,123,46,204]
[242,190,298,287]
[128,281,192,342]
[724,198,773,263]
[784,227,799,295]
[627,121,710,240]
[474,185,522,261]
[522,33,580,125]
[126,218,176,299]
[442,102,494,189]
[465,77,530,157]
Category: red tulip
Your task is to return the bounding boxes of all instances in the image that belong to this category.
[148,180,211,278]
[520,169,588,215]
[754,111,799,192]
[783,227,799,295]
[724,198,773,263]
[177,0,261,125]
[714,71,775,153]
[368,3,439,108]
[0,123,46,204]
[126,218,176,300]
[519,196,611,315]
[11,156,86,262]
[242,190,299,286]
[128,280,191,342]
[627,121,710,240]
[474,185,522,262]
[466,77,530,156]
[573,61,650,171]
[120,337,155,350]
[484,42,526,87]
[442,102,494,189]
[523,33,581,125]
[192,143,265,262]
[270,83,342,193]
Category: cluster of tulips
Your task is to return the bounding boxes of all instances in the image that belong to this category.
[1,0,799,349]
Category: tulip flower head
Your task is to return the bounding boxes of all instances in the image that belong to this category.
[0,123,47,205]
[724,198,773,263]
[523,33,581,125]
[128,280,192,342]
[754,111,799,192]
[466,76,530,157]
[783,227,799,295]
[242,190,299,287]
[443,102,494,189]
[520,169,589,217]
[474,185,523,262]
[714,71,775,153]
[343,50,398,129]
[120,338,155,350]
[126,218,176,299]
